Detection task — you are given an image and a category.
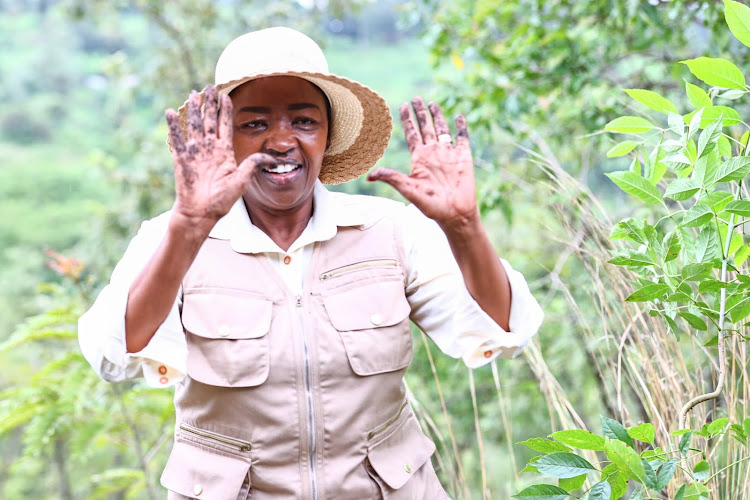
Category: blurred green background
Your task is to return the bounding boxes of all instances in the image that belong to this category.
[1,0,748,498]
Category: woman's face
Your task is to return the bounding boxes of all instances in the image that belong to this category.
[230,76,329,216]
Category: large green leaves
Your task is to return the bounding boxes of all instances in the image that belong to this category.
[681,57,746,89]
[725,0,750,48]
[587,481,611,500]
[624,89,678,114]
[686,81,712,108]
[534,452,597,478]
[512,484,569,500]
[605,116,656,134]
[606,171,664,205]
[604,438,647,483]
[601,417,634,447]
[549,430,606,451]
[714,157,750,183]
[625,283,671,302]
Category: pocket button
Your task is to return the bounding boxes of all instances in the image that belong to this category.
[218,325,231,337]
[370,313,383,326]
[193,484,203,496]
[404,463,412,474]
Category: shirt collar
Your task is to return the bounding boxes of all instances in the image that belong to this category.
[208,180,372,254]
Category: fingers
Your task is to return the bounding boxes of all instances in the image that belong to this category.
[166,109,186,154]
[367,167,418,201]
[187,91,203,143]
[218,94,233,149]
[411,97,436,144]
[429,102,451,141]
[400,104,420,153]
[203,85,218,136]
[455,114,470,147]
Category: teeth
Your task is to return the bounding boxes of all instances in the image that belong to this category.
[263,163,299,174]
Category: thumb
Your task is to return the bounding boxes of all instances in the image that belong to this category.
[235,153,276,184]
[367,167,418,200]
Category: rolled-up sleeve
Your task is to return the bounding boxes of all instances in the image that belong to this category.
[401,205,543,368]
[78,212,187,387]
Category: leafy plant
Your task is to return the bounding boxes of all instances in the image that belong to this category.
[513,1,750,498]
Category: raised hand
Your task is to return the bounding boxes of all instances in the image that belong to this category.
[367,97,478,228]
[165,85,275,230]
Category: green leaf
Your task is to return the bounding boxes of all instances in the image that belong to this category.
[610,218,648,244]
[695,224,722,262]
[685,81,712,108]
[535,452,597,479]
[668,112,685,135]
[587,481,611,500]
[692,460,710,480]
[681,263,713,281]
[688,108,704,139]
[681,204,713,228]
[724,200,750,217]
[679,431,693,455]
[606,140,638,158]
[641,458,658,489]
[627,423,655,446]
[606,470,628,500]
[699,278,726,293]
[736,245,750,266]
[518,438,573,454]
[715,157,750,183]
[707,417,729,434]
[681,57,746,89]
[663,231,682,262]
[684,106,741,128]
[678,311,708,331]
[664,313,681,339]
[601,417,634,447]
[655,458,678,491]
[605,116,656,134]
[698,190,733,212]
[725,0,750,48]
[728,295,750,323]
[675,484,687,500]
[512,484,570,500]
[624,89,678,114]
[609,252,655,267]
[705,334,719,346]
[665,178,700,201]
[549,430,606,451]
[606,171,663,205]
[719,135,732,157]
[604,438,646,483]
[521,455,543,473]
[558,474,586,491]
[684,482,710,500]
[697,115,723,158]
[625,283,671,302]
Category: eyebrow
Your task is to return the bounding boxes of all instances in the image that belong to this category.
[236,103,321,113]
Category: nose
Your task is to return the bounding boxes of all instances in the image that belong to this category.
[263,121,296,156]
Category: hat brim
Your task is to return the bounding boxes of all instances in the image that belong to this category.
[175,72,392,185]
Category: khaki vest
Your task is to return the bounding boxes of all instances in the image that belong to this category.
[160,214,447,500]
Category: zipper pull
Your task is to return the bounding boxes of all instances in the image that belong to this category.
[296,295,302,307]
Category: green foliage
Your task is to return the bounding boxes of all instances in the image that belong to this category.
[513,1,750,497]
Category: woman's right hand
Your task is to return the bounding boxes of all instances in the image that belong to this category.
[165,84,275,234]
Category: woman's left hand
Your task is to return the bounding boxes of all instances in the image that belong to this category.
[367,97,478,228]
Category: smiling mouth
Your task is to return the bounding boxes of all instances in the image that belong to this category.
[262,163,302,174]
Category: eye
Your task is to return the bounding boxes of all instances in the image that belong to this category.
[294,117,318,128]
[238,120,266,131]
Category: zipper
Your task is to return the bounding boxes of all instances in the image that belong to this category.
[296,294,318,500]
[368,400,409,440]
[319,259,398,281]
[179,423,252,452]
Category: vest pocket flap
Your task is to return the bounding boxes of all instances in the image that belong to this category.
[160,440,250,500]
[368,413,436,490]
[322,278,409,332]
[183,292,272,339]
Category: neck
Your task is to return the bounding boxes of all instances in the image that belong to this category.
[242,197,314,252]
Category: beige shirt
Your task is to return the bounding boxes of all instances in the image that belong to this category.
[78,181,543,388]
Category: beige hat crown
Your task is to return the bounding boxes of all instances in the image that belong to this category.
[177,27,392,184]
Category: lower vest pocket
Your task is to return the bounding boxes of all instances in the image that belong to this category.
[366,408,437,498]
[161,438,252,500]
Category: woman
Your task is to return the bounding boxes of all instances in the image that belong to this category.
[79,27,543,499]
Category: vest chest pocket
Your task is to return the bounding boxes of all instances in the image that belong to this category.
[321,277,412,376]
[182,291,272,387]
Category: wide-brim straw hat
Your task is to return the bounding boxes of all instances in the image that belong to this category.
[176,27,392,185]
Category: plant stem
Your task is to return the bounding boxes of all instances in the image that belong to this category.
[705,454,750,482]
[678,212,735,429]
